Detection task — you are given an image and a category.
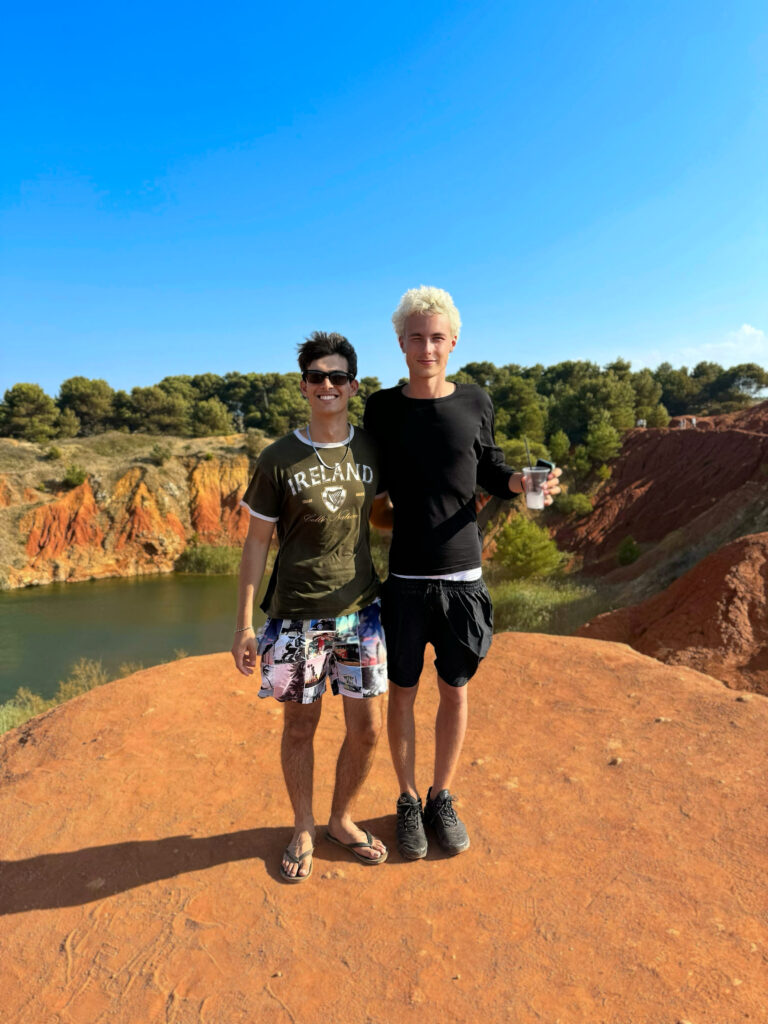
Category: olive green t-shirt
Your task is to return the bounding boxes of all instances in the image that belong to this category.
[240,427,381,619]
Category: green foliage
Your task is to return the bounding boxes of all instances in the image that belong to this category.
[150,442,172,466]
[571,444,591,477]
[646,403,670,427]
[585,413,621,464]
[175,544,243,574]
[63,463,87,488]
[46,446,63,461]
[488,578,599,634]
[0,659,109,735]
[595,463,612,481]
[58,377,114,434]
[556,492,593,517]
[244,429,269,459]
[0,383,58,441]
[191,397,234,437]
[56,407,81,438]
[547,429,570,465]
[493,516,566,579]
[498,438,550,469]
[129,385,192,435]
[617,536,641,565]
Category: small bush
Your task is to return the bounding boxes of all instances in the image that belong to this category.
[150,442,172,466]
[595,463,612,481]
[617,536,641,566]
[203,451,214,461]
[63,463,87,488]
[46,446,63,461]
[488,579,599,634]
[557,492,593,517]
[493,516,566,579]
[244,429,269,460]
[0,658,110,735]
[176,544,242,574]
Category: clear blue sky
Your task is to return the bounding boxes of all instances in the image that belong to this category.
[2,1,766,397]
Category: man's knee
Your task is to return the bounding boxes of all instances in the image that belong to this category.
[346,701,383,748]
[388,682,419,709]
[437,676,468,706]
[283,703,321,742]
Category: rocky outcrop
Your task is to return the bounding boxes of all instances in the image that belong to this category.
[555,425,768,572]
[578,532,768,694]
[1,634,766,1023]
[188,454,251,545]
[0,436,254,588]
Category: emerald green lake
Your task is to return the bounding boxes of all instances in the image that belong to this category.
[0,574,266,703]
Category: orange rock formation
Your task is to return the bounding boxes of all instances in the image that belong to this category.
[2,452,252,589]
[1,634,766,1023]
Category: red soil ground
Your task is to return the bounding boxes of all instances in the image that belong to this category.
[2,635,767,1023]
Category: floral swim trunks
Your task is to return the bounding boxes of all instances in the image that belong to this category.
[256,600,388,704]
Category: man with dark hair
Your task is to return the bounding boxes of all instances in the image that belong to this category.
[296,331,358,380]
[365,287,561,860]
[232,332,388,882]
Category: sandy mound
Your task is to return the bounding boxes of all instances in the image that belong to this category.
[579,532,768,695]
[2,636,767,1023]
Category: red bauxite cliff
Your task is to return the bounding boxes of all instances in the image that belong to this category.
[0,435,255,588]
[555,405,768,573]
[578,532,768,695]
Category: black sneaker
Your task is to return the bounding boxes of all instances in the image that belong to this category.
[423,787,470,854]
[396,792,428,860]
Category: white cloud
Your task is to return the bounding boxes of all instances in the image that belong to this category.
[629,324,768,371]
[679,324,768,365]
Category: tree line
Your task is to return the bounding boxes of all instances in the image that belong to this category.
[1,360,766,464]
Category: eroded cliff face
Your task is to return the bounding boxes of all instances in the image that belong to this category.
[0,436,253,588]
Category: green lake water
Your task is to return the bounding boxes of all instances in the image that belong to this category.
[0,573,266,703]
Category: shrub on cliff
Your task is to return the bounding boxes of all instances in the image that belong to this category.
[557,492,592,517]
[493,517,565,579]
[62,464,87,488]
[150,442,172,466]
[617,536,641,565]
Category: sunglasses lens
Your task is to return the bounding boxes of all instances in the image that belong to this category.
[305,371,350,385]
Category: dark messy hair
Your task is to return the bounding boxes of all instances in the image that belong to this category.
[297,331,358,379]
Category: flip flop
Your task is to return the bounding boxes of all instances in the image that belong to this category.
[279,845,314,883]
[325,829,388,865]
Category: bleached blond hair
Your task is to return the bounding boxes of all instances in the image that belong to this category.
[391,285,462,340]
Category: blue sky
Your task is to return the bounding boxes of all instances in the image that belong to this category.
[2,0,766,397]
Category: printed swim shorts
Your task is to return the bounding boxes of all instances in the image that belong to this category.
[256,600,388,704]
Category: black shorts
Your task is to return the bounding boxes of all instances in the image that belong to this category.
[380,575,494,688]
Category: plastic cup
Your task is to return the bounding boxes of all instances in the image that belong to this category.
[522,467,549,510]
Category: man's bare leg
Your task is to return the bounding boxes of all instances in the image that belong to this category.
[328,694,386,860]
[432,675,468,794]
[387,682,419,797]
[281,700,322,878]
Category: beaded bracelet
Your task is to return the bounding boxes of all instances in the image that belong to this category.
[234,625,254,633]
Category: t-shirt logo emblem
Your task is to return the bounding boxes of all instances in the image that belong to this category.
[321,486,346,512]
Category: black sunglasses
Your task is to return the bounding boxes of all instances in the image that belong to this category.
[302,370,355,385]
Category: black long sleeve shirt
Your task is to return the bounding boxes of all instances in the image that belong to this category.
[363,383,516,575]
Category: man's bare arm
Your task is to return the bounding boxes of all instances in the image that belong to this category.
[231,515,275,676]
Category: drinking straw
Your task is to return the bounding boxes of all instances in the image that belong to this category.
[524,435,533,469]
